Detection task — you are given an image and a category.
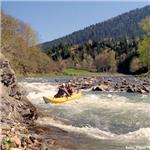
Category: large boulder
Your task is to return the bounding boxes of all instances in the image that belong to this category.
[0,54,77,150]
[0,54,38,150]
[92,84,110,91]
[0,54,37,126]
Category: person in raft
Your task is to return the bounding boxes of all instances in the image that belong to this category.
[66,82,73,96]
[54,83,70,98]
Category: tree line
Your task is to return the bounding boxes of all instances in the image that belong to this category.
[44,38,142,74]
[40,5,150,48]
[1,10,149,76]
[44,16,150,75]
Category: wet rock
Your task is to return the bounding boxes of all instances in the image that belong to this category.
[103,81,110,85]
[142,85,150,92]
[126,85,135,93]
[92,84,109,91]
[138,89,146,94]
[122,79,129,86]
[92,86,103,91]
[11,135,21,147]
[0,54,38,148]
[1,54,78,149]
[71,75,150,94]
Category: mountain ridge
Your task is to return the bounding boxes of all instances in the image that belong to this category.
[40,5,150,50]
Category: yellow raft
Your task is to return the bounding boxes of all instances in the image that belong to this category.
[43,92,81,104]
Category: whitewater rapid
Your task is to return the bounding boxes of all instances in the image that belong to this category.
[19,77,150,148]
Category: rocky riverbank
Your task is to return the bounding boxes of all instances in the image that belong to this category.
[0,54,77,150]
[69,76,150,94]
[1,54,149,149]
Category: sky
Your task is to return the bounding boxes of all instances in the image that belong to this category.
[2,1,149,43]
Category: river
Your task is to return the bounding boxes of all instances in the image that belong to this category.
[19,76,150,150]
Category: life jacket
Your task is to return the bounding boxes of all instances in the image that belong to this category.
[54,88,66,98]
[67,87,73,95]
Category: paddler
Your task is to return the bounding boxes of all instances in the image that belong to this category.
[54,83,70,98]
[66,82,73,96]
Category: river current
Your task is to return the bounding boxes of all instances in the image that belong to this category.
[19,76,150,150]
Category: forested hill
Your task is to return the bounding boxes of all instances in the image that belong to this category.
[40,5,150,49]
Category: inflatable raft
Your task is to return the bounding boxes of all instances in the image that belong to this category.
[43,92,81,104]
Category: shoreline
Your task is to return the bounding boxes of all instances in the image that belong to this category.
[16,68,150,78]
[16,72,134,78]
[18,74,150,94]
[69,76,150,94]
[1,53,149,149]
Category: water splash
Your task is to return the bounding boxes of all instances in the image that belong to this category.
[20,79,150,144]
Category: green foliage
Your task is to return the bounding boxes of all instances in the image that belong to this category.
[63,69,92,75]
[138,17,150,73]
[39,6,150,75]
[139,36,150,70]
[2,137,12,149]
[140,16,150,34]
[42,37,140,74]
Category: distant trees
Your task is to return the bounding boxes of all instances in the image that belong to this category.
[95,50,116,72]
[95,52,109,72]
[109,50,117,72]
[130,57,141,73]
[36,6,150,75]
[138,17,150,74]
[1,11,58,75]
[41,6,150,48]
[3,8,149,75]
[43,37,143,74]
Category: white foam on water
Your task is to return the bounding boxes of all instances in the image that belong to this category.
[37,117,150,142]
[119,127,150,141]
[20,81,150,118]
[20,80,150,142]
[64,93,150,115]
[21,82,150,118]
[20,81,58,104]
[36,117,115,140]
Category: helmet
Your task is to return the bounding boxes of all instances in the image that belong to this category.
[67,82,72,87]
[62,83,65,87]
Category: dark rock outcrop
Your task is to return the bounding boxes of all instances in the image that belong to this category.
[0,54,39,149]
[0,54,37,126]
[0,54,76,150]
